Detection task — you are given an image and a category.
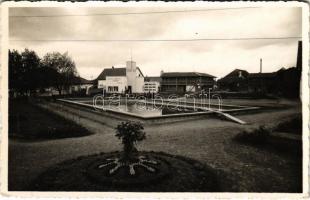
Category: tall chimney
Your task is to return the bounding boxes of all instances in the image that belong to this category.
[260,58,262,73]
[296,41,302,70]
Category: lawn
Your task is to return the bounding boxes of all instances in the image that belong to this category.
[9,100,92,140]
[230,125,302,192]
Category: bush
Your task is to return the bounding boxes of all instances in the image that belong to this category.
[115,121,146,161]
[234,126,271,145]
[274,116,302,134]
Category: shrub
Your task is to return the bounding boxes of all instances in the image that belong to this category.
[274,116,302,134]
[234,126,271,145]
[115,121,146,162]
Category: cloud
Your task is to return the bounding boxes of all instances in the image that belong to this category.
[9,6,302,79]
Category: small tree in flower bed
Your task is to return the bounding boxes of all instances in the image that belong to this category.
[115,121,146,162]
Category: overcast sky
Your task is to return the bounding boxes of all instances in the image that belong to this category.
[9,6,302,80]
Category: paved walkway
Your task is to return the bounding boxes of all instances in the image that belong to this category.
[9,100,301,192]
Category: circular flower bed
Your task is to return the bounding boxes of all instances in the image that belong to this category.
[87,152,171,186]
[31,151,219,192]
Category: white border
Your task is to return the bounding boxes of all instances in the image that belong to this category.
[0,1,309,199]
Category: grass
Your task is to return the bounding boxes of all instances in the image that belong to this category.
[230,124,302,192]
[9,100,92,140]
[233,125,301,156]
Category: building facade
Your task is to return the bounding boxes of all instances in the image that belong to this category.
[97,61,144,94]
[160,72,216,93]
[143,77,161,93]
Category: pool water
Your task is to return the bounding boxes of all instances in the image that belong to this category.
[95,103,206,117]
[65,98,255,118]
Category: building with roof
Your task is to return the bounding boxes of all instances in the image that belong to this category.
[160,71,216,93]
[218,69,249,91]
[96,61,144,94]
[70,76,94,92]
[247,72,277,93]
[143,76,162,93]
[218,68,278,93]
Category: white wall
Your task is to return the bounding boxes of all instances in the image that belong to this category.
[143,81,160,93]
[135,76,145,93]
[106,76,127,93]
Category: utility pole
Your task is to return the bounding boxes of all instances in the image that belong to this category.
[260,58,262,73]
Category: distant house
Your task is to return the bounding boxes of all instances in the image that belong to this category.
[247,72,277,93]
[218,69,278,94]
[218,69,249,91]
[143,76,161,93]
[70,76,94,94]
[160,71,216,93]
[96,61,144,94]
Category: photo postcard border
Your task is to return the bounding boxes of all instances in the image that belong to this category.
[0,1,309,198]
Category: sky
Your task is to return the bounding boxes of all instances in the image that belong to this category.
[9,6,302,80]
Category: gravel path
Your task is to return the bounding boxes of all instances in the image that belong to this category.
[9,99,301,192]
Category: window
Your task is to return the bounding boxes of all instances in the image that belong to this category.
[114,86,118,92]
[108,86,113,92]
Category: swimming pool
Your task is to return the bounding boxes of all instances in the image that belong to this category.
[58,98,260,120]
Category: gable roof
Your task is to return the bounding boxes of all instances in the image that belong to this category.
[222,69,249,79]
[72,76,93,85]
[136,67,145,78]
[218,69,249,83]
[96,67,126,80]
[161,72,216,78]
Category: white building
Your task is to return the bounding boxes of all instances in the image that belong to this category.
[97,61,144,94]
[143,77,161,93]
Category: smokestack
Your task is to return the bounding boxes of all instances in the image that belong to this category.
[260,58,262,73]
[296,41,302,70]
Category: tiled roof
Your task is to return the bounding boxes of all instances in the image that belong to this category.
[96,68,126,80]
[161,72,216,78]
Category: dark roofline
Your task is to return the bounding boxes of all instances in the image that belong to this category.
[137,67,144,77]
[248,72,277,78]
[161,72,216,78]
[220,69,249,80]
[144,76,162,82]
[96,66,145,80]
[72,76,93,85]
[96,67,126,80]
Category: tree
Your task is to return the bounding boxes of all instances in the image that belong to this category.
[21,49,41,95]
[41,52,78,95]
[115,121,146,162]
[9,50,23,93]
[9,49,41,96]
[37,66,60,90]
